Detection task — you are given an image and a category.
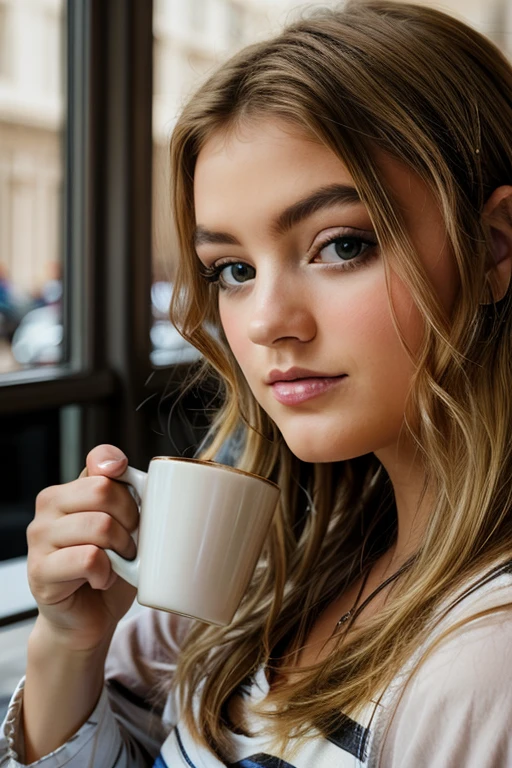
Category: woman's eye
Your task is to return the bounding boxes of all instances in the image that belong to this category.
[316,235,374,264]
[219,262,256,286]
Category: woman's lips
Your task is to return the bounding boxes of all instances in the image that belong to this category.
[270,375,348,405]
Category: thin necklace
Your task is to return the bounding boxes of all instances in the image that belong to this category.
[332,558,413,637]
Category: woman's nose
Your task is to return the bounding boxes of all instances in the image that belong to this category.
[247,281,316,346]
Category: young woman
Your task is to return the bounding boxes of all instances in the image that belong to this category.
[2,1,512,765]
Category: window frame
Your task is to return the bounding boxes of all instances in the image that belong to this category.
[0,0,156,626]
[0,0,155,455]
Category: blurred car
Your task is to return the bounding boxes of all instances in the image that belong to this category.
[150,320,202,366]
[11,280,205,368]
[150,281,202,366]
[11,304,63,366]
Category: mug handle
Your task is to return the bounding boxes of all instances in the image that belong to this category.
[103,465,148,588]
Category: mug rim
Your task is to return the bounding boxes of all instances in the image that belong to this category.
[151,456,280,490]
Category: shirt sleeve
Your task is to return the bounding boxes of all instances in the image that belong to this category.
[0,607,193,767]
[375,609,512,768]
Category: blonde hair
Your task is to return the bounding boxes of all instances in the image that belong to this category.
[161,0,512,759]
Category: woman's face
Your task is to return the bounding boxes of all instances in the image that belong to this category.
[194,119,459,464]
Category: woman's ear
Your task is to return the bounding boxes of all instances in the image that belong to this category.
[480,186,512,305]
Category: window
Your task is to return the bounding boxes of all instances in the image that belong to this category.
[0,0,67,619]
[0,0,156,628]
[0,0,64,374]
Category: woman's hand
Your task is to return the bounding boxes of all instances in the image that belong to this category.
[26,445,139,651]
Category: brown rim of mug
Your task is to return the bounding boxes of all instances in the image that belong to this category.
[151,456,280,490]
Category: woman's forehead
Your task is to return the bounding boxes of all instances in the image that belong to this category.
[194,118,436,232]
[193,120,363,234]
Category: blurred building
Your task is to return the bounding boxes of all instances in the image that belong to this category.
[152,0,280,281]
[0,0,62,296]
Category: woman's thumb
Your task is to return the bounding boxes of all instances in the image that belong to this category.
[82,444,129,478]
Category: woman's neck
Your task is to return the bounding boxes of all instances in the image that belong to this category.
[374,440,432,568]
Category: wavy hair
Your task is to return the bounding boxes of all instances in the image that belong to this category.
[158,1,512,760]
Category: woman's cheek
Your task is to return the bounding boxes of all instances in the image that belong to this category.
[220,306,248,366]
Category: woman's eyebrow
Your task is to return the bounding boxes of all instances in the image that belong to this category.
[193,183,362,247]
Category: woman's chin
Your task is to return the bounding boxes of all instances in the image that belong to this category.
[281,437,354,464]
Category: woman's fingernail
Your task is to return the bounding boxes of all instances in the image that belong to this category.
[98,458,126,470]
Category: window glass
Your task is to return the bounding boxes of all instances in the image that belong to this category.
[0,0,65,373]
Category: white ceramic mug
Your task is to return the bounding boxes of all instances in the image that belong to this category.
[104,457,280,625]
